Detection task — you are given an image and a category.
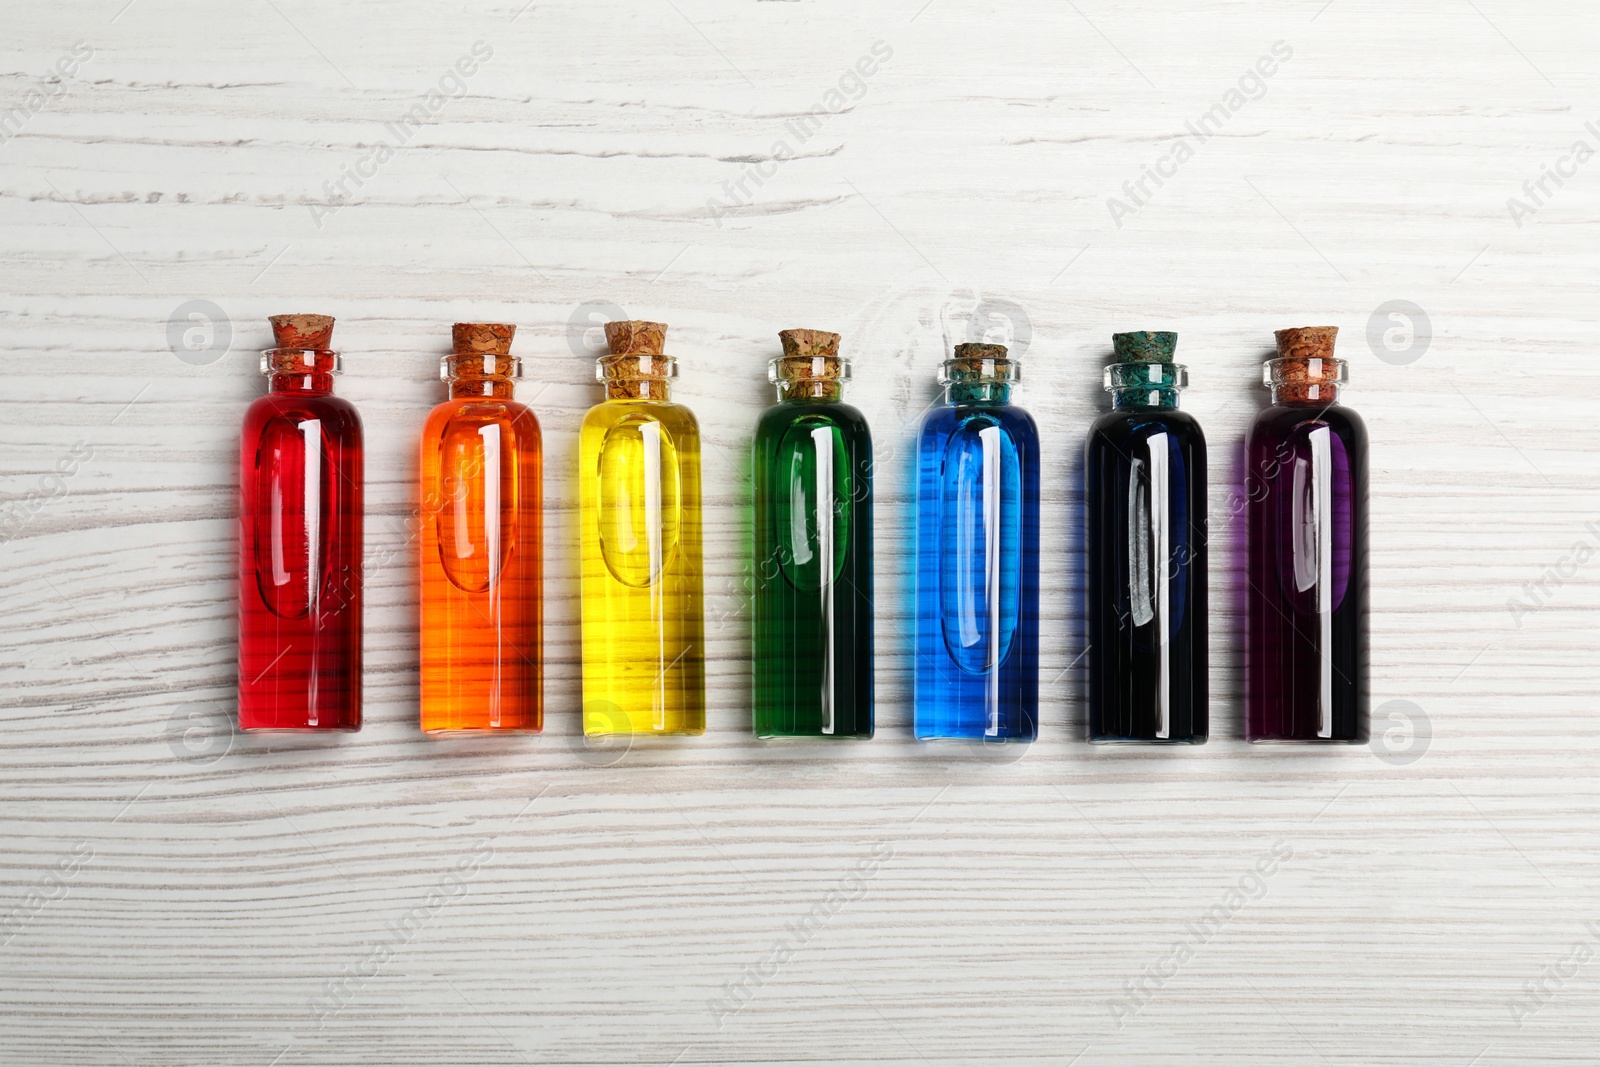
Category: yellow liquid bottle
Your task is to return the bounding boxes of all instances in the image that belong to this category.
[579,320,705,737]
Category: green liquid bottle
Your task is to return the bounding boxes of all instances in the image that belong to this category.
[752,329,874,739]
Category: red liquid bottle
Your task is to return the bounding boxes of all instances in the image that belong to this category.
[238,314,364,731]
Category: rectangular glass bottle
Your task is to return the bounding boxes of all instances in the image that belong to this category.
[238,314,363,731]
[752,329,873,739]
[419,324,543,734]
[914,343,1039,742]
[579,320,706,737]
[1245,326,1369,743]
[1085,331,1208,743]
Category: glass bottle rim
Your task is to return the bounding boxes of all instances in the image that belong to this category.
[595,353,678,381]
[1262,355,1347,387]
[260,348,342,376]
[768,355,851,386]
[1103,361,1188,391]
[938,357,1021,385]
[439,353,524,382]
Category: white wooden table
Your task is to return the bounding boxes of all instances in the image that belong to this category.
[3,1,1597,1063]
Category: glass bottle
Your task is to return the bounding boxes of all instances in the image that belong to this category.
[1086,331,1208,744]
[914,342,1040,742]
[419,323,543,734]
[238,314,363,731]
[1245,326,1368,743]
[752,329,873,739]
[579,320,705,737]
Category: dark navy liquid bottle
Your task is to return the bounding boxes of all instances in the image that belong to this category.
[1085,332,1208,743]
[914,343,1040,742]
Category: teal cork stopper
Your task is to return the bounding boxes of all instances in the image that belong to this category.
[1104,331,1187,406]
[1112,331,1177,363]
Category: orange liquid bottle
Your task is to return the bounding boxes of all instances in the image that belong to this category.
[419,323,543,733]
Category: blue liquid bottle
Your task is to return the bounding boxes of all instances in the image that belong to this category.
[1085,331,1208,744]
[914,343,1040,741]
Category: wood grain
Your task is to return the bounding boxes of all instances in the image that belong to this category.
[3,1,1599,1064]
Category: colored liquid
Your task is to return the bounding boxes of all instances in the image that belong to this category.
[1085,409,1208,743]
[1244,403,1368,742]
[419,397,543,733]
[914,401,1040,741]
[238,391,363,731]
[752,398,874,739]
[579,399,706,736]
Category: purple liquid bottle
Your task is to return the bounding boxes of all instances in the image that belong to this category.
[1244,327,1368,743]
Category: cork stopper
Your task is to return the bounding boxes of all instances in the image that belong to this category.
[953,343,1008,361]
[940,343,1020,401]
[269,314,334,351]
[452,322,515,357]
[779,329,840,360]
[1267,326,1345,404]
[1113,331,1177,363]
[598,320,674,400]
[945,342,1015,378]
[771,328,847,398]
[774,328,844,379]
[604,320,666,356]
[442,322,521,387]
[262,314,340,379]
[1275,326,1338,361]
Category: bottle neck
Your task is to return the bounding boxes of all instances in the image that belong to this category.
[451,380,515,400]
[605,378,672,401]
[939,352,1020,407]
[1111,387,1179,411]
[777,381,843,402]
[1269,382,1343,406]
[1264,356,1346,407]
[443,354,520,401]
[1105,361,1186,412]
[771,354,848,403]
[263,349,339,395]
